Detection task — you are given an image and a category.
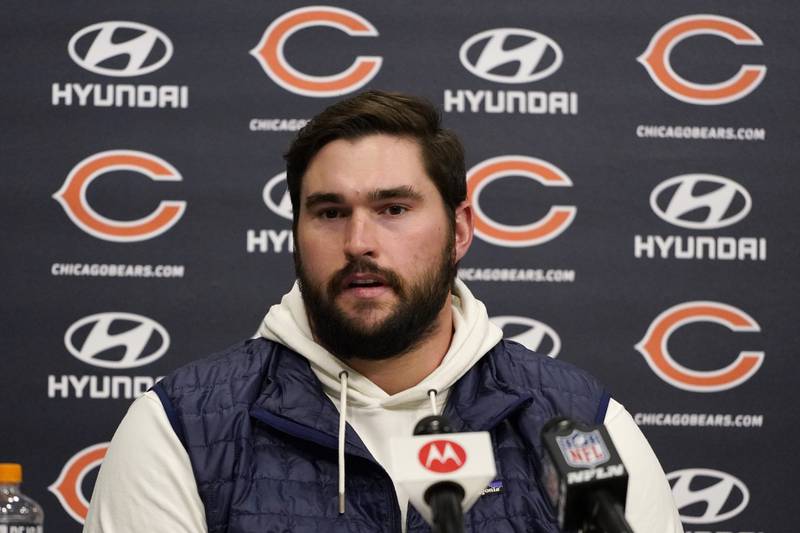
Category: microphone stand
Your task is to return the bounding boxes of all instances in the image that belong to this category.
[414,415,465,533]
[584,490,634,533]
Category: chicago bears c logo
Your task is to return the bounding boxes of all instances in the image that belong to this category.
[250,6,381,97]
[635,301,763,392]
[467,156,575,247]
[53,150,186,242]
[638,14,766,105]
[49,443,109,524]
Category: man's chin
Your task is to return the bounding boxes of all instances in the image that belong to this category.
[335,289,395,312]
[335,303,394,330]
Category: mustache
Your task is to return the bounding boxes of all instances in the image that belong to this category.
[327,257,404,297]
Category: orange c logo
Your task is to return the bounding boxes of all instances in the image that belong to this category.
[638,14,766,105]
[635,301,764,392]
[467,156,576,247]
[250,6,382,97]
[53,150,186,242]
[49,443,109,524]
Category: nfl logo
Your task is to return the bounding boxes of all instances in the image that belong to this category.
[556,429,610,468]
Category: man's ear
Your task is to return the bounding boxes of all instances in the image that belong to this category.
[453,200,474,262]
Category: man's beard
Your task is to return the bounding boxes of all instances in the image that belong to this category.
[295,238,456,361]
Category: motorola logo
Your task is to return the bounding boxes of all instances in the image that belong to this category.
[490,315,561,358]
[651,174,751,230]
[418,440,466,473]
[459,28,563,84]
[64,312,169,369]
[262,172,293,220]
[668,468,749,523]
[68,21,173,77]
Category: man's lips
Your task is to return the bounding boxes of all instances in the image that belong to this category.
[327,258,403,299]
[341,273,389,291]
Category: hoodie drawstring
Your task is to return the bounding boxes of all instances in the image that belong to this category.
[338,371,348,514]
[428,389,438,416]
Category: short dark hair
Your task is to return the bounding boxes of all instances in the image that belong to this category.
[284,90,466,229]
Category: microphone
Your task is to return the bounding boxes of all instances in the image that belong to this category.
[390,415,497,533]
[540,417,633,533]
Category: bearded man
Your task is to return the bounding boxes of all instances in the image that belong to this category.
[84,91,682,533]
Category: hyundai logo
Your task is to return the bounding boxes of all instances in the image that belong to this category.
[459,28,563,84]
[68,21,173,77]
[668,468,749,523]
[650,174,751,230]
[490,315,561,357]
[262,172,293,220]
[64,312,169,369]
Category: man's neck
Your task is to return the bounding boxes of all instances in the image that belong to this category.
[344,303,454,395]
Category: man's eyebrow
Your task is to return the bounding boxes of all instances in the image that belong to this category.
[305,192,344,210]
[305,187,423,210]
[367,186,423,202]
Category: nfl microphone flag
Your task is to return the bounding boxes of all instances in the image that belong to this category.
[541,417,632,532]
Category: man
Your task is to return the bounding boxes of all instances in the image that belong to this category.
[85,91,682,532]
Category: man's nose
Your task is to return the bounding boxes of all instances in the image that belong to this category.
[343,210,377,258]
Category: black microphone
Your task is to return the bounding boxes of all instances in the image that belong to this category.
[540,417,633,533]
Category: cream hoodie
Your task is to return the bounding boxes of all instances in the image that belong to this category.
[258,279,503,524]
[84,280,683,533]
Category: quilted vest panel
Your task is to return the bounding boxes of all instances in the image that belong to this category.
[154,338,608,532]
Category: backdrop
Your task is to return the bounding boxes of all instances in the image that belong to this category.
[2,2,797,531]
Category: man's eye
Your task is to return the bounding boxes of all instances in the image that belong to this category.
[321,208,341,219]
[384,205,407,216]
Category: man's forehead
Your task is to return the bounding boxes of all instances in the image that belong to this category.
[307,134,424,169]
[301,134,435,198]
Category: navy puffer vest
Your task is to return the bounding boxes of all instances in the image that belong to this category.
[153,338,609,532]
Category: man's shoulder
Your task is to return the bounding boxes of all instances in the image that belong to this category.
[151,338,300,445]
[485,339,608,405]
[156,337,289,396]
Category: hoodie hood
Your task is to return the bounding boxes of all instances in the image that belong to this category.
[258,278,502,408]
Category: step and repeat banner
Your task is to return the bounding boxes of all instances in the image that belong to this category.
[2,1,797,531]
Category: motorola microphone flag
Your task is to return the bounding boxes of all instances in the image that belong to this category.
[390,431,496,526]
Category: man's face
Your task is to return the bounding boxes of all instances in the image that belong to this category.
[294,134,459,360]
